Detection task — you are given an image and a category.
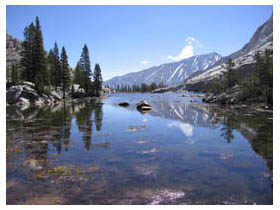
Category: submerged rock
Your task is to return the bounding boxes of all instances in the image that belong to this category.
[149,189,185,205]
[219,153,233,160]
[137,100,151,110]
[92,141,110,148]
[136,101,152,114]
[128,125,146,132]
[34,165,84,180]
[141,147,157,154]
[119,102,130,107]
[136,139,147,144]
[135,164,158,176]
[88,164,100,172]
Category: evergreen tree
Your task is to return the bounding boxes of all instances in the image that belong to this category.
[61,46,71,98]
[224,58,236,88]
[80,44,92,95]
[93,63,103,96]
[73,61,85,86]
[255,49,273,106]
[20,16,48,92]
[53,42,62,87]
[6,65,10,83]
[21,23,36,82]
[11,64,20,85]
[47,49,55,85]
[34,16,49,92]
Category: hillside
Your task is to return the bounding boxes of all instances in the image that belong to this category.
[104,52,222,88]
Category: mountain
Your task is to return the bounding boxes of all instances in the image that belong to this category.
[104,52,222,88]
[6,32,23,67]
[185,14,273,87]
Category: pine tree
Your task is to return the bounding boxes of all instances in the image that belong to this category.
[47,49,55,85]
[80,44,92,95]
[255,49,273,106]
[20,16,48,93]
[21,23,36,82]
[11,64,20,85]
[74,61,85,86]
[224,58,236,88]
[34,16,49,92]
[93,63,103,96]
[61,47,71,98]
[53,42,62,87]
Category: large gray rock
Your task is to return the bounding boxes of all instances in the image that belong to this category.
[16,97,30,106]
[6,86,22,104]
[21,81,35,88]
[202,85,243,105]
[23,85,36,92]
[50,91,62,101]
[7,84,62,106]
[136,100,152,110]
[20,88,40,102]
[100,86,110,96]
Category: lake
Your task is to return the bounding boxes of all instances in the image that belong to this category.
[6,92,273,204]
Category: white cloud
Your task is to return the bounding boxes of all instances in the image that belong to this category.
[185,37,195,45]
[168,122,193,137]
[141,60,148,65]
[142,118,148,122]
[167,37,203,62]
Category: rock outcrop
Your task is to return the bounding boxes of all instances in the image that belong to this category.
[136,101,152,114]
[71,84,110,98]
[6,82,62,106]
[6,32,22,67]
[202,85,243,105]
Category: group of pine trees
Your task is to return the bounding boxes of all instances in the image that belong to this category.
[115,82,165,93]
[243,49,273,106]
[7,16,103,98]
[73,44,103,97]
[210,49,273,107]
[16,16,71,97]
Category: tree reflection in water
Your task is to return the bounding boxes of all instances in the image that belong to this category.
[7,100,104,170]
[207,105,273,173]
[75,101,104,150]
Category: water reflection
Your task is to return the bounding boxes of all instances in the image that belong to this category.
[112,97,272,175]
[6,94,273,204]
[205,105,273,173]
[7,97,272,172]
[7,100,104,167]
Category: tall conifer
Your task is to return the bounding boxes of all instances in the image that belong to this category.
[93,63,103,96]
[80,44,92,95]
[61,46,71,98]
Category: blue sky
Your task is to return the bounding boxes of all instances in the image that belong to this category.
[6,5,272,80]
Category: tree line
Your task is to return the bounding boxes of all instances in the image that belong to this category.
[210,49,273,107]
[7,16,103,98]
[114,81,165,93]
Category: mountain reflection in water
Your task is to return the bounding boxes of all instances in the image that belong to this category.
[6,93,272,204]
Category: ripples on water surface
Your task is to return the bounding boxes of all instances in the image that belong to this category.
[6,93,273,204]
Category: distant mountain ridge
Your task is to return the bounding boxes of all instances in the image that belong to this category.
[104,52,222,88]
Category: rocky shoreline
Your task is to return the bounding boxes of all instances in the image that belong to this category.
[6,81,110,108]
[202,85,272,111]
[6,82,62,107]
